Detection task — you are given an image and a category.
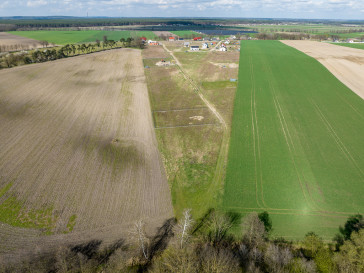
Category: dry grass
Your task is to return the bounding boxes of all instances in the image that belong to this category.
[0,48,172,257]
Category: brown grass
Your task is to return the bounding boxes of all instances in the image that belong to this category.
[0,48,172,257]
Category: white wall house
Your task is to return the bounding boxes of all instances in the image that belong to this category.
[202,43,209,49]
[190,46,200,51]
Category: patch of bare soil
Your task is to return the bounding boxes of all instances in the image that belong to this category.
[0,48,173,259]
[153,31,177,38]
[210,62,239,68]
[0,32,44,51]
[142,45,169,59]
[282,40,364,99]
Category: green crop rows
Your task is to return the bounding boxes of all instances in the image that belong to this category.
[223,40,364,240]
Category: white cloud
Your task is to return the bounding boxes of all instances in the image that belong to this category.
[27,0,47,7]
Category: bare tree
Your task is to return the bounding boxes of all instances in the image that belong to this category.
[130,220,149,259]
[242,213,266,248]
[207,212,232,247]
[176,209,194,248]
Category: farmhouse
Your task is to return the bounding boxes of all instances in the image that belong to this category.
[169,37,175,41]
[140,37,147,42]
[202,43,209,49]
[190,45,200,51]
[219,47,227,52]
[193,37,202,41]
[184,42,190,47]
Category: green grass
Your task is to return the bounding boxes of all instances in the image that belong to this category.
[223,40,364,240]
[170,31,199,38]
[0,183,57,233]
[333,43,364,50]
[8,30,157,45]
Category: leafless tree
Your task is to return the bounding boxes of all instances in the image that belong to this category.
[207,212,232,246]
[242,213,266,248]
[175,209,194,248]
[130,220,149,259]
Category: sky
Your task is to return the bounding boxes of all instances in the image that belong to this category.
[0,0,364,20]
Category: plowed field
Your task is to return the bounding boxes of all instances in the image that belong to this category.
[0,49,172,257]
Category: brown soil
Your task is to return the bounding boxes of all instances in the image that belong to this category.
[0,32,44,51]
[0,48,173,258]
[282,40,364,99]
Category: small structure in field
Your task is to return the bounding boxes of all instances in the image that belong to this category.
[219,47,227,52]
[140,37,147,42]
[148,40,159,46]
[346,39,354,43]
[190,45,200,51]
[193,37,202,41]
[184,42,190,47]
[202,43,209,49]
[169,37,175,42]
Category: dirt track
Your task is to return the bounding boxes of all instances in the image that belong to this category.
[0,49,173,259]
[282,40,364,99]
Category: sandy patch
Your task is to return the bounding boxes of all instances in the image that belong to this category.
[282,40,364,100]
[189,115,204,121]
[210,62,239,69]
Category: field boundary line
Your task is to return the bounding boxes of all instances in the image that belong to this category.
[155,123,219,129]
[225,206,361,218]
[152,107,208,112]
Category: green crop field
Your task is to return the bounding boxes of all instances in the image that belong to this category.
[170,30,199,37]
[223,40,364,240]
[8,30,156,45]
[334,42,364,50]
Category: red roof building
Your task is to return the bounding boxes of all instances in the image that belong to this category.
[193,37,202,41]
[140,37,147,41]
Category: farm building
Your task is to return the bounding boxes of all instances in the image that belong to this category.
[202,43,209,49]
[219,47,227,52]
[193,37,202,41]
[190,46,200,51]
[184,42,190,47]
[140,37,147,42]
[148,40,159,46]
[169,37,175,41]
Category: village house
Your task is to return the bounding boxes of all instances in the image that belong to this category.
[193,37,202,41]
[190,45,200,51]
[169,37,175,42]
[202,43,209,49]
[184,42,190,47]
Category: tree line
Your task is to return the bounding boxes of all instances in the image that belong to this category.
[0,36,144,69]
[1,210,363,272]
